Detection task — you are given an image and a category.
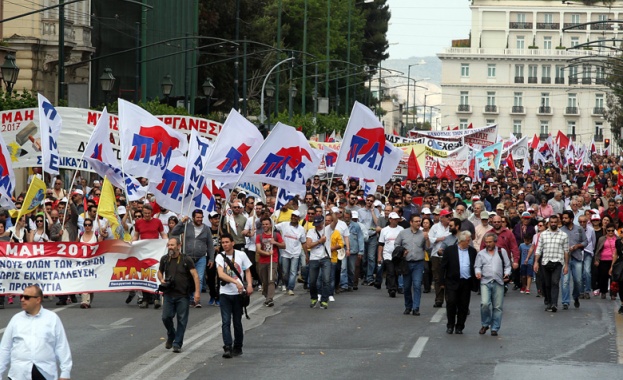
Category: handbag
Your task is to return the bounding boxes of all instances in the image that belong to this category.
[219,252,251,319]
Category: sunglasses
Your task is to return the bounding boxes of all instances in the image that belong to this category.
[608,229,615,232]
[20,295,40,300]
[84,223,93,227]
[232,206,242,209]
[36,220,43,223]
[134,215,142,218]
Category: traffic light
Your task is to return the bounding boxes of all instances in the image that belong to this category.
[605,139,610,148]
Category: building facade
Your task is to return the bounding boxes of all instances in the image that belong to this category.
[438,0,614,147]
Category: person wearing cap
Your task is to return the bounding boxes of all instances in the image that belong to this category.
[429,209,452,307]
[376,212,404,297]
[513,212,536,249]
[474,211,491,249]
[534,214,569,312]
[341,210,364,291]
[70,189,84,215]
[275,210,307,296]
[560,210,587,310]
[306,215,331,309]
[207,211,222,306]
[359,195,381,286]
[395,214,429,316]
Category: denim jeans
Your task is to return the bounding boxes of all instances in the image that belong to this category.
[582,253,593,293]
[219,294,244,349]
[365,237,379,282]
[191,256,206,297]
[561,258,583,305]
[162,295,190,348]
[403,261,425,310]
[281,256,300,291]
[480,280,505,332]
[309,258,331,302]
[339,255,357,289]
[328,262,338,295]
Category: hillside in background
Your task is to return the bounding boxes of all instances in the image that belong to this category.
[382,56,441,85]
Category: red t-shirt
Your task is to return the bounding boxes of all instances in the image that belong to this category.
[255,232,282,264]
[135,218,164,239]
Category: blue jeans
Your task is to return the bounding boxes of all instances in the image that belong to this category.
[582,253,593,293]
[281,256,300,291]
[403,261,425,310]
[339,255,357,289]
[219,294,244,349]
[191,256,206,296]
[309,258,331,302]
[365,237,378,282]
[561,258,583,305]
[162,295,190,348]
[480,280,505,332]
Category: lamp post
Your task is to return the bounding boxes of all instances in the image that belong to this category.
[265,81,275,130]
[0,54,20,95]
[161,74,173,103]
[259,56,295,127]
[406,59,426,127]
[288,83,298,121]
[99,67,115,106]
[202,77,215,115]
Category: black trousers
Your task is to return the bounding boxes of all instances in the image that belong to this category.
[9,365,46,380]
[542,262,562,307]
[445,278,472,330]
[379,259,397,292]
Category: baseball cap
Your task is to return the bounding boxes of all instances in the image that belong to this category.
[433,207,442,215]
[351,211,359,219]
[331,206,340,213]
[118,206,126,215]
[496,204,505,210]
[521,211,531,218]
[439,209,452,217]
[291,210,301,217]
[72,189,83,196]
[464,177,472,182]
[208,211,219,218]
[472,195,481,201]
[313,215,325,225]
[421,207,431,215]
[373,200,383,208]
[388,212,400,219]
[454,193,462,200]
[486,178,495,184]
[591,213,601,221]
[480,211,489,219]
[59,197,68,203]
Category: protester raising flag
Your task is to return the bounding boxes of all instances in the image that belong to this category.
[203,109,264,185]
[97,177,128,240]
[38,94,62,175]
[237,122,321,194]
[118,99,188,182]
[82,108,146,201]
[15,176,46,220]
[0,132,16,209]
[334,102,402,185]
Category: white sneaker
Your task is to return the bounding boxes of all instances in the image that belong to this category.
[318,295,321,300]
[288,290,294,296]
[281,285,286,292]
[329,296,335,302]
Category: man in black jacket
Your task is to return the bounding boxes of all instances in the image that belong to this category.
[440,230,478,335]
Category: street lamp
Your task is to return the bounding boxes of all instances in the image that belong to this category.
[406,59,426,127]
[99,68,115,106]
[161,74,173,100]
[265,81,275,130]
[0,54,20,95]
[202,77,215,114]
[288,84,298,121]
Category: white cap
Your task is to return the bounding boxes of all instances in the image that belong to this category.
[118,206,127,215]
[331,206,340,213]
[486,178,495,183]
[72,189,84,196]
[59,197,68,203]
[93,180,101,186]
[291,210,301,217]
[351,211,359,219]
[591,213,601,221]
[373,200,383,208]
[421,207,431,215]
[388,212,400,219]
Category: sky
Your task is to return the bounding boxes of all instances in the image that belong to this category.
[386,0,472,59]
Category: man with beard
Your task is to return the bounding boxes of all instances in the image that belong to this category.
[454,204,475,239]
[534,214,569,312]
[560,210,587,310]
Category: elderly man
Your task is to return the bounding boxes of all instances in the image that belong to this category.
[440,231,478,335]
[429,209,452,307]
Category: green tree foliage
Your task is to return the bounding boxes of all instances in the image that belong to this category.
[0,91,37,111]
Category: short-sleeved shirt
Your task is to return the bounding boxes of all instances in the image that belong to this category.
[134,218,164,240]
[158,254,196,297]
[215,250,252,296]
[256,232,283,264]
[378,226,404,260]
[307,228,329,261]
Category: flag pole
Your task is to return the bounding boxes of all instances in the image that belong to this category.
[60,166,81,234]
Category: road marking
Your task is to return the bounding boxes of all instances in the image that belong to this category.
[92,318,134,331]
[430,308,445,323]
[110,318,133,326]
[407,337,429,358]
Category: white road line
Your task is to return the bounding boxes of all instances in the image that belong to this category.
[110,318,133,326]
[407,337,429,358]
[430,308,445,323]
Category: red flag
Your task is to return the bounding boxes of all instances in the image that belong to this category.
[441,165,458,181]
[412,196,423,207]
[429,159,442,178]
[530,134,540,150]
[556,130,569,149]
[467,123,473,129]
[507,152,517,177]
[407,149,423,179]
[453,126,459,130]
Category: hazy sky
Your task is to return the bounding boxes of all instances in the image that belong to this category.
[386,0,472,59]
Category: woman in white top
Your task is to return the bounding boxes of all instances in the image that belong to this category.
[29,215,49,242]
[79,218,101,309]
[4,216,31,243]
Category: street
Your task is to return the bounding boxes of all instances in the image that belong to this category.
[0,283,622,379]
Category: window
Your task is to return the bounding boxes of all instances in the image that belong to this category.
[459,119,468,129]
[544,36,552,50]
[568,93,577,108]
[598,37,606,52]
[596,93,604,108]
[598,14,608,22]
[542,65,551,82]
[541,92,550,107]
[514,92,523,107]
[569,65,578,83]
[487,64,496,78]
[461,63,470,77]
[556,65,565,79]
[513,120,522,134]
[571,14,580,24]
[486,119,495,126]
[540,120,549,135]
[583,64,591,79]
[529,65,538,78]
[515,64,524,77]
[595,122,604,136]
[571,37,579,47]
[517,13,526,23]
[517,36,525,49]
[567,121,576,136]
[487,92,496,106]
[460,91,469,105]
[544,13,553,24]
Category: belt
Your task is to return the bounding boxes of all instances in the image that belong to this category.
[407,259,424,263]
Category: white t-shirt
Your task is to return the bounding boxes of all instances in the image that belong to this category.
[215,250,252,296]
[378,225,404,260]
[275,222,307,259]
[157,210,178,234]
[243,218,259,251]
[307,228,328,261]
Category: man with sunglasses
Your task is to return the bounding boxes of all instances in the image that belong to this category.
[0,285,72,380]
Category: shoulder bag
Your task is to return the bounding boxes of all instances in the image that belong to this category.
[219,252,251,319]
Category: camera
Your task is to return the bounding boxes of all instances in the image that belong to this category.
[158,277,175,292]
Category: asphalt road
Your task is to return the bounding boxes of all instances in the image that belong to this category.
[0,283,621,380]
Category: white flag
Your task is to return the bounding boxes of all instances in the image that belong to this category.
[181,130,211,214]
[37,94,62,175]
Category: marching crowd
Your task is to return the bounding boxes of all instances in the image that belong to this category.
[2,151,623,357]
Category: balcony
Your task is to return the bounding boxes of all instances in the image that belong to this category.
[510,22,533,29]
[540,133,549,140]
[541,77,551,84]
[593,107,605,115]
[555,77,565,84]
[582,77,592,84]
[594,134,604,142]
[569,77,578,84]
[565,107,579,115]
[457,104,471,113]
[484,105,498,114]
[537,22,560,30]
[511,106,525,114]
[591,23,613,31]
[563,22,586,30]
[514,76,524,83]
[42,18,76,43]
[528,77,538,84]
[538,106,552,114]
[596,77,606,85]
[440,47,602,58]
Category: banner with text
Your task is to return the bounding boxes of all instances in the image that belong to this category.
[407,125,498,149]
[424,145,471,176]
[0,239,166,295]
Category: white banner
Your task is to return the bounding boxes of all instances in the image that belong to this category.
[0,239,166,296]
[385,133,464,151]
[408,125,498,149]
[0,107,222,171]
[425,146,471,176]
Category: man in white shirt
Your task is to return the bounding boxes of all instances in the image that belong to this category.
[429,209,452,307]
[275,211,307,295]
[376,212,404,298]
[0,285,72,380]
